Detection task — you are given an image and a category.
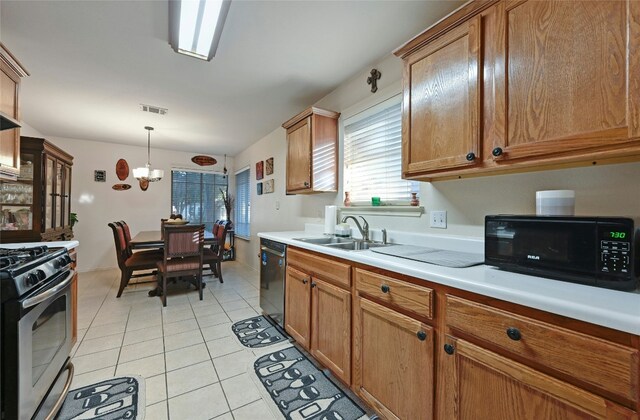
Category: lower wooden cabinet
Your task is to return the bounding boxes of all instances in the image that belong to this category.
[353,296,434,420]
[440,336,636,420]
[284,267,353,384]
[284,266,311,349]
[311,278,351,384]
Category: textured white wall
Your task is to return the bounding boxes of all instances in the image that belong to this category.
[44,136,233,272]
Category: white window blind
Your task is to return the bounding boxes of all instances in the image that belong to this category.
[235,168,250,237]
[344,96,418,204]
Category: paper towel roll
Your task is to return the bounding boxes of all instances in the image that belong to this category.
[324,205,337,234]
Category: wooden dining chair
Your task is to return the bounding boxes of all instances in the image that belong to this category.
[108,222,162,297]
[156,224,205,306]
[203,221,232,284]
[116,220,162,258]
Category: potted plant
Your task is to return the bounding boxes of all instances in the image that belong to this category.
[70,212,79,227]
[220,188,234,223]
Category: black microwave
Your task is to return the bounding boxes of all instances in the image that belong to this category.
[485,215,639,291]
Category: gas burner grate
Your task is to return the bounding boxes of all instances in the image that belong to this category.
[0,246,49,259]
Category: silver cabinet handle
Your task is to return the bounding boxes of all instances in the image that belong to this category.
[260,246,285,258]
[23,270,74,309]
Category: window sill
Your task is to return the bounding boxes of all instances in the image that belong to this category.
[338,205,424,217]
[235,234,251,241]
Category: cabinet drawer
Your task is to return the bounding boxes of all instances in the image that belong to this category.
[446,295,639,404]
[288,248,350,288]
[355,269,433,320]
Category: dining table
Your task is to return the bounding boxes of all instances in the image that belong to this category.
[130,229,217,249]
[130,228,218,297]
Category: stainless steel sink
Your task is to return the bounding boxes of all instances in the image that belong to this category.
[324,241,394,251]
[293,237,356,245]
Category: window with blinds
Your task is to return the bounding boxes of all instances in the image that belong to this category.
[171,170,228,232]
[344,95,418,204]
[235,168,250,238]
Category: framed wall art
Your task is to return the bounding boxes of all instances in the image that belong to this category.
[257,182,263,195]
[265,157,274,175]
[256,161,264,180]
[264,179,274,194]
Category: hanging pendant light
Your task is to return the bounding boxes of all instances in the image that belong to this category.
[133,126,164,182]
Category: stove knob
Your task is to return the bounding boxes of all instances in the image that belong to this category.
[57,257,67,267]
[36,269,46,281]
[25,273,39,286]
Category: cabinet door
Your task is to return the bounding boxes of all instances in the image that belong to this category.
[45,156,55,230]
[310,278,351,384]
[286,117,312,192]
[284,266,311,349]
[353,297,434,420]
[0,63,20,176]
[491,0,640,161]
[62,164,71,228]
[403,15,481,176]
[441,336,637,420]
[54,160,63,229]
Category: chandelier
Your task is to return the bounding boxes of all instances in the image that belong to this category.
[133,126,164,182]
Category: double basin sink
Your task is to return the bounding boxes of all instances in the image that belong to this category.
[294,236,394,251]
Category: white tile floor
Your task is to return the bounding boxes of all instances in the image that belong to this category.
[71,262,281,420]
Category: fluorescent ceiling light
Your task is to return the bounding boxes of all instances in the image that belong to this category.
[169,0,231,61]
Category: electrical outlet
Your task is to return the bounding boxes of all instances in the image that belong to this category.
[430,210,447,229]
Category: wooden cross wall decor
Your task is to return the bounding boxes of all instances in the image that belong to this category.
[367,68,381,93]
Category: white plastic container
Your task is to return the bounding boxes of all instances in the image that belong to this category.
[536,190,575,216]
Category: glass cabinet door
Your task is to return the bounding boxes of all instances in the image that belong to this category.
[55,161,63,229]
[63,165,71,227]
[45,157,54,229]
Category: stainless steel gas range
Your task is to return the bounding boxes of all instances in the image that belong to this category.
[1,245,75,420]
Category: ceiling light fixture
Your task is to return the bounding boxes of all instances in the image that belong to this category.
[133,126,164,182]
[169,0,231,61]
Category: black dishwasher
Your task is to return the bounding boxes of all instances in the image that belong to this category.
[259,238,286,328]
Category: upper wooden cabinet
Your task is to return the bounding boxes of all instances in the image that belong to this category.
[395,0,640,181]
[0,43,29,180]
[282,107,340,194]
[402,15,482,174]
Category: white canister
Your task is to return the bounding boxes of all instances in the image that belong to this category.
[536,190,575,216]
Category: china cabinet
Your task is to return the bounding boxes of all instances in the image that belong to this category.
[0,137,73,242]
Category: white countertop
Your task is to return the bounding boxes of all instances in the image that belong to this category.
[0,240,79,251]
[259,230,640,335]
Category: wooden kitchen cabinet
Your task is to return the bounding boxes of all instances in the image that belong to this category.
[0,43,29,180]
[353,296,434,420]
[394,0,640,181]
[282,107,340,194]
[0,137,74,242]
[284,265,311,349]
[286,247,352,384]
[311,277,351,384]
[440,336,636,419]
[401,15,481,176]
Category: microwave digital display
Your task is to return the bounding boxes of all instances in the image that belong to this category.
[608,231,626,239]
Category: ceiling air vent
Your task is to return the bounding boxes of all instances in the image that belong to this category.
[140,104,168,115]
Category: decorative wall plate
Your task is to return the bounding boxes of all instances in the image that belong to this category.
[116,159,129,180]
[139,179,149,191]
[191,155,217,166]
[112,184,131,191]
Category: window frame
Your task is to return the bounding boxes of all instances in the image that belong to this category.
[170,169,228,232]
[342,94,418,206]
[234,167,251,239]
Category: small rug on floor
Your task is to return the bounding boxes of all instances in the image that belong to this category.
[254,346,368,420]
[57,376,145,420]
[232,315,289,348]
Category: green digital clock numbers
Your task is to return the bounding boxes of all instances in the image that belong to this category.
[610,231,626,239]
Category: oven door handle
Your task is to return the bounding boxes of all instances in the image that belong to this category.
[22,270,75,310]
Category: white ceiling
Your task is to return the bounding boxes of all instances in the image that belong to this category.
[1,0,462,155]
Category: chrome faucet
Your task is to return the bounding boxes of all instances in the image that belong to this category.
[381,228,387,244]
[341,215,369,242]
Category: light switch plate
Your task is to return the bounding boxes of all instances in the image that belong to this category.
[430,210,447,229]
